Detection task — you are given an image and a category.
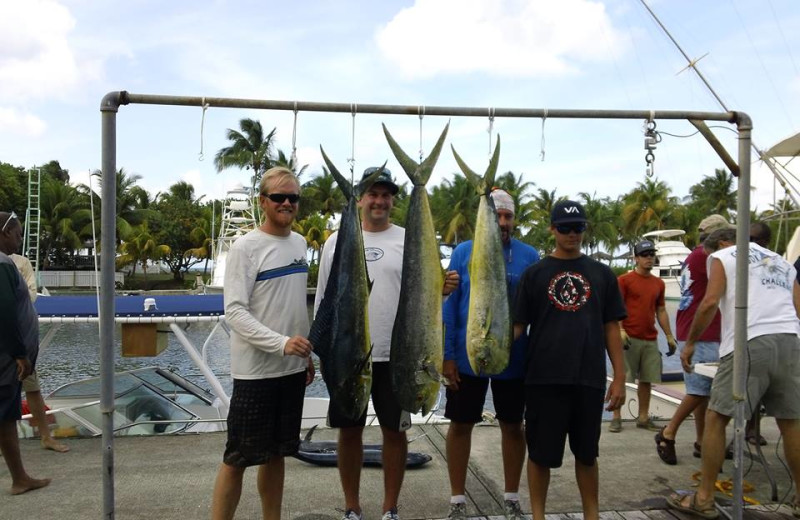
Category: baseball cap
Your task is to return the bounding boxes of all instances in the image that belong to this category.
[550,200,587,225]
[698,214,734,234]
[361,166,398,195]
[634,240,657,256]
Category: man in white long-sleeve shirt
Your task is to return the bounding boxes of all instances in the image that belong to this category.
[211,167,314,520]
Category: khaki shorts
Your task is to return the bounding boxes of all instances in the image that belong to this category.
[709,333,800,419]
[21,371,41,393]
[624,337,662,384]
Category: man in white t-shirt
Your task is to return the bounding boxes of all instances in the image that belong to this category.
[211,167,314,520]
[667,227,800,519]
[315,167,456,520]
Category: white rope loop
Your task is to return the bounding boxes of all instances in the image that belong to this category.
[198,97,210,161]
[488,107,495,157]
[291,102,299,167]
[540,108,548,161]
[348,104,357,177]
[418,105,425,162]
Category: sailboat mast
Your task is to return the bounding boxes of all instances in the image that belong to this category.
[638,0,800,208]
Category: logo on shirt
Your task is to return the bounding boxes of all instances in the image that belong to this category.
[364,247,384,262]
[548,271,592,311]
[678,266,693,311]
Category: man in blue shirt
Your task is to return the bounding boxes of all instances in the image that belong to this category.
[442,190,540,520]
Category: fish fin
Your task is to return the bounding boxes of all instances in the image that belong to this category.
[484,135,501,189]
[353,344,374,375]
[308,297,334,362]
[303,424,318,442]
[451,145,485,195]
[356,161,388,197]
[320,146,353,200]
[382,123,420,183]
[452,135,501,196]
[417,122,450,185]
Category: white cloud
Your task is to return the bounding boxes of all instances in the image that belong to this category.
[376,0,625,79]
[0,1,83,100]
[0,106,47,136]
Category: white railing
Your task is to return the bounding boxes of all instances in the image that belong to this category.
[39,271,125,288]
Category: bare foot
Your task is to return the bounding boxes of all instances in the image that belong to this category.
[11,477,51,495]
[41,438,69,453]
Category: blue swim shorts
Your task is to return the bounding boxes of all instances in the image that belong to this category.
[683,341,719,396]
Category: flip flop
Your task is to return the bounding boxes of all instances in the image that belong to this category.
[655,427,677,465]
[666,492,719,519]
[746,433,767,446]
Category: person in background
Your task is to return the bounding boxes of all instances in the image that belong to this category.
[512,200,627,520]
[442,189,540,520]
[211,168,314,520]
[667,227,800,519]
[653,214,732,465]
[609,239,677,433]
[0,210,50,495]
[11,253,69,453]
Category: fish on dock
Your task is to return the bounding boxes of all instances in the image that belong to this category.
[382,122,448,415]
[451,138,511,375]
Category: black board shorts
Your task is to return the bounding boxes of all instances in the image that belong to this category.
[223,371,306,467]
[0,382,22,422]
[445,373,524,424]
[328,362,411,432]
[524,384,604,468]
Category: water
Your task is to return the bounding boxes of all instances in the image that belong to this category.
[34,300,681,416]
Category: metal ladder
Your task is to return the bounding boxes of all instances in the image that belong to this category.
[23,166,41,281]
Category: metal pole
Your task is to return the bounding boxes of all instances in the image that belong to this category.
[732,113,753,520]
[100,92,121,520]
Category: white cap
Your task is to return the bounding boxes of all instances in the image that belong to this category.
[489,189,515,214]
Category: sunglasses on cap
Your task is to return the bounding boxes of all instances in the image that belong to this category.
[262,193,300,204]
[555,222,586,235]
[637,251,656,258]
[1,211,18,232]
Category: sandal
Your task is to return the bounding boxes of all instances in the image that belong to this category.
[655,427,677,465]
[693,442,702,458]
[746,433,767,446]
[666,492,719,519]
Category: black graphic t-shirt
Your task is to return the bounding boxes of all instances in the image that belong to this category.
[513,255,626,389]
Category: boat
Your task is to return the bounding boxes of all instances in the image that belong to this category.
[641,229,691,300]
[206,184,258,293]
[24,293,447,439]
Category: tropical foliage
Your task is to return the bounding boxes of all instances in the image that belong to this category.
[0,116,794,286]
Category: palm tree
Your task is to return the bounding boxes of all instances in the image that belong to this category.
[293,214,332,264]
[116,221,171,289]
[273,149,309,178]
[214,119,277,193]
[38,178,92,268]
[688,168,737,218]
[621,177,679,236]
[495,171,536,235]
[300,167,346,219]
[430,175,479,244]
[579,191,616,257]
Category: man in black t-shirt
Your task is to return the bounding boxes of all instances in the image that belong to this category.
[512,200,626,520]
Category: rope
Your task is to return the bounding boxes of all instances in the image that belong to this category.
[488,107,495,156]
[348,104,357,178]
[291,102,298,167]
[198,97,210,161]
[418,105,425,162]
[540,109,548,161]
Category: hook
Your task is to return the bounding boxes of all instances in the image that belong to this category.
[418,105,425,163]
[488,107,495,157]
[291,102,299,167]
[348,104,357,176]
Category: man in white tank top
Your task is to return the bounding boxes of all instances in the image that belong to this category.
[667,227,800,518]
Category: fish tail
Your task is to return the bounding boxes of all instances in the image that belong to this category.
[452,135,501,197]
[383,122,450,186]
[320,146,353,200]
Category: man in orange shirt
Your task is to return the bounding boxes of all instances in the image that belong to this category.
[609,240,677,432]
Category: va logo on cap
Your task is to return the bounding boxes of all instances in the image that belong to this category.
[563,206,580,214]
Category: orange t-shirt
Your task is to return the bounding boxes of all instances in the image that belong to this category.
[618,270,665,340]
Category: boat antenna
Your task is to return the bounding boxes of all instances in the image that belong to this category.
[638,0,800,208]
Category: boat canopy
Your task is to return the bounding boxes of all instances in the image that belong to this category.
[642,229,686,240]
[764,131,800,158]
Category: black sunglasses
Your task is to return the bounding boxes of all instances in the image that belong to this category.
[263,193,300,204]
[555,223,586,234]
[637,251,656,258]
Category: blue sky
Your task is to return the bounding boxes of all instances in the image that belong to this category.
[1,0,798,214]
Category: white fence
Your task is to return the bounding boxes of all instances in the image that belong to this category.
[39,271,125,288]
